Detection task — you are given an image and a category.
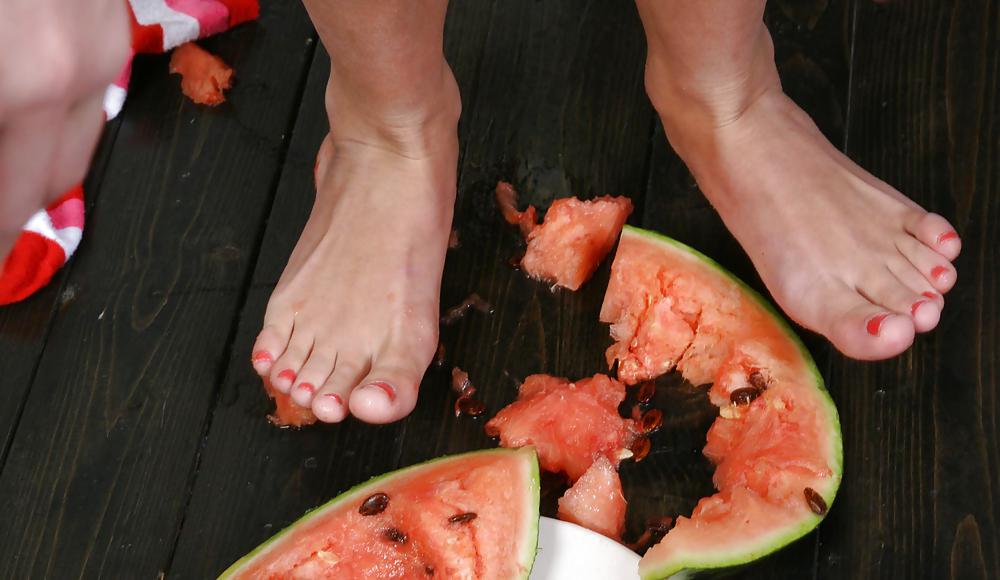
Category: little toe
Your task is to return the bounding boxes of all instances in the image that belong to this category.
[905,211,962,260]
[817,283,915,360]
[349,358,424,425]
[269,336,313,394]
[290,352,336,408]
[896,235,958,293]
[312,355,370,423]
[251,323,291,377]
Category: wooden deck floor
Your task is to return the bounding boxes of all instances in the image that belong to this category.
[0,1,997,578]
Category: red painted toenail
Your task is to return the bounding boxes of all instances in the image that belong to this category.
[937,231,959,244]
[866,313,890,336]
[922,291,938,300]
[298,382,315,394]
[367,381,396,402]
[251,351,272,365]
[324,393,343,406]
[278,369,296,383]
[931,266,949,280]
[911,300,928,317]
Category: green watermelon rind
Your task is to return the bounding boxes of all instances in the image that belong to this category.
[218,447,541,579]
[620,226,843,580]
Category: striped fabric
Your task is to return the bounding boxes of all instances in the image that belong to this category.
[0,0,258,306]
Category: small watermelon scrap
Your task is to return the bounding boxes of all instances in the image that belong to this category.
[557,455,627,541]
[169,42,234,106]
[219,447,540,579]
[486,373,638,482]
[495,182,633,290]
[263,376,317,427]
[600,226,843,579]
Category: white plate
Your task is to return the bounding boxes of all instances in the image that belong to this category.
[530,517,640,580]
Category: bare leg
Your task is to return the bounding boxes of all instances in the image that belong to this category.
[635,0,961,360]
[252,0,460,422]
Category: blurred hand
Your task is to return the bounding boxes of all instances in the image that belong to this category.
[0,0,130,259]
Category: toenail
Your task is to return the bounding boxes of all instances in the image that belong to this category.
[931,266,949,280]
[323,393,343,406]
[866,313,890,336]
[365,381,396,402]
[251,351,272,365]
[922,291,938,300]
[298,382,315,394]
[937,231,959,244]
[911,300,928,317]
[278,369,296,383]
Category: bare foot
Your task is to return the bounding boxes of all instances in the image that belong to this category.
[647,31,961,360]
[250,82,459,423]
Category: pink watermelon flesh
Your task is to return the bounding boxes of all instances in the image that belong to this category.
[263,376,317,427]
[600,227,841,578]
[557,455,627,541]
[223,449,538,579]
[521,196,633,290]
[486,373,638,482]
[495,181,538,238]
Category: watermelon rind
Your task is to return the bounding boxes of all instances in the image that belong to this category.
[618,226,842,580]
[218,447,541,579]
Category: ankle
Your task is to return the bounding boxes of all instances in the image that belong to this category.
[325,59,461,160]
[644,26,779,139]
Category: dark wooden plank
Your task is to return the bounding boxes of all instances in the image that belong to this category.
[166,3,504,577]
[818,2,1000,579]
[639,1,853,577]
[0,118,124,466]
[0,2,316,577]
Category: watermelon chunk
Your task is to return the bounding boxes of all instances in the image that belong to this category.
[557,455,627,541]
[486,373,638,481]
[169,42,234,106]
[600,226,843,579]
[220,448,540,579]
[262,376,317,427]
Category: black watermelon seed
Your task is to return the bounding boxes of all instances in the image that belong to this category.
[729,387,761,406]
[425,564,435,576]
[448,512,478,525]
[804,487,828,515]
[382,527,408,543]
[359,493,389,516]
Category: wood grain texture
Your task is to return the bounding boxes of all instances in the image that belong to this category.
[0,1,315,577]
[818,2,1000,579]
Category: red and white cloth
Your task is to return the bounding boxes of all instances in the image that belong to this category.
[0,0,258,305]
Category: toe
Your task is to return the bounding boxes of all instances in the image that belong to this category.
[252,323,291,377]
[904,211,962,260]
[312,354,370,423]
[859,265,942,333]
[886,259,945,333]
[349,349,427,425]
[816,281,915,360]
[896,235,958,293]
[269,333,313,394]
[290,349,336,408]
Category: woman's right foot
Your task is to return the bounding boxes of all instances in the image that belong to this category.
[251,65,461,423]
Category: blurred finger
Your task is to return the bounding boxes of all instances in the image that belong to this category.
[0,105,67,238]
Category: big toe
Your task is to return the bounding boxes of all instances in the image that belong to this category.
[809,282,916,360]
[906,211,962,261]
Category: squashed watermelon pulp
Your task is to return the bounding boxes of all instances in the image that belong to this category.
[486,373,638,481]
[220,448,540,579]
[263,376,317,427]
[601,226,842,579]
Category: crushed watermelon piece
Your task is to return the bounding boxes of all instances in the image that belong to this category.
[169,42,234,106]
[557,455,627,541]
[521,196,633,290]
[495,181,538,237]
[486,373,637,481]
[263,376,317,427]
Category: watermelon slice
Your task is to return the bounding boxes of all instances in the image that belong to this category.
[485,373,638,481]
[557,455,627,541]
[600,226,843,579]
[220,447,540,579]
